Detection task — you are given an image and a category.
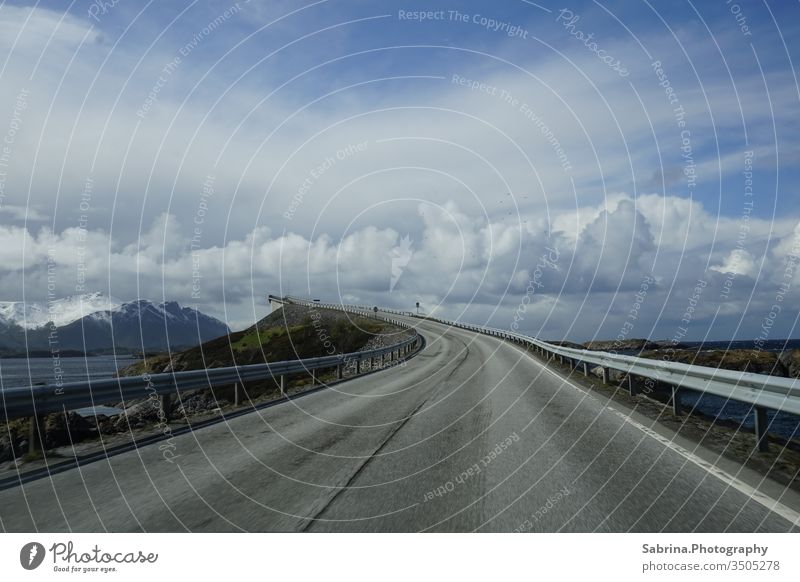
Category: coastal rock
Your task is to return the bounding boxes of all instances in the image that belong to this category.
[114,398,164,430]
[640,349,787,376]
[0,433,17,462]
[1,413,95,459]
[43,412,95,448]
[779,349,800,378]
[546,340,585,350]
[583,339,658,352]
[176,391,229,417]
[649,340,689,350]
[589,365,625,382]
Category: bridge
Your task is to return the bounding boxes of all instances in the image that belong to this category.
[1,296,799,532]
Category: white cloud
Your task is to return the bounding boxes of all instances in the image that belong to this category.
[0,5,797,340]
[710,249,756,277]
[0,192,792,341]
[0,204,49,221]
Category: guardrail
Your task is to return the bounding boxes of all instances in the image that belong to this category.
[279,296,799,452]
[1,301,422,454]
[425,316,799,452]
[276,295,414,317]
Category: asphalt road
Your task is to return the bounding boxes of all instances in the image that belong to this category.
[2,317,799,532]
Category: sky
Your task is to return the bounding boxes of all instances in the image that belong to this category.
[0,0,798,342]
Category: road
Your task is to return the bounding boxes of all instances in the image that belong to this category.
[1,316,799,532]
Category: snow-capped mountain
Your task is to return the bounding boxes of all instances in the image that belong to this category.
[0,292,121,329]
[0,295,230,353]
[59,299,231,351]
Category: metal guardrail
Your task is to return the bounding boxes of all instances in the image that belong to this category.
[422,315,800,451]
[277,295,414,317]
[1,300,422,452]
[281,296,799,452]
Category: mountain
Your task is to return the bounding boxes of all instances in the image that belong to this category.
[0,296,230,353]
[0,292,120,329]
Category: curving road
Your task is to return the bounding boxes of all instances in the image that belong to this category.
[2,316,799,532]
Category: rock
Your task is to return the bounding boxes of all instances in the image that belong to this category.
[0,419,29,460]
[588,365,624,382]
[640,349,787,376]
[95,416,118,435]
[114,398,163,430]
[0,434,14,463]
[175,391,227,417]
[779,349,800,378]
[650,340,689,349]
[547,340,585,350]
[43,412,95,448]
[583,339,658,352]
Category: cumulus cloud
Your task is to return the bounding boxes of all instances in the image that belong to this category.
[0,205,49,221]
[0,4,797,341]
[710,249,757,277]
[0,193,793,339]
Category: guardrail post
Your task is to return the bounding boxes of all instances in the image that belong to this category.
[234,382,240,406]
[356,358,361,374]
[311,369,316,386]
[627,374,636,396]
[280,375,286,396]
[582,362,589,377]
[754,407,769,452]
[601,367,609,384]
[27,414,45,455]
[671,386,681,415]
[161,394,172,421]
[337,364,343,379]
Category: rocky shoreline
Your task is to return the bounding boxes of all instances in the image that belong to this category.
[575,338,800,379]
[0,305,413,466]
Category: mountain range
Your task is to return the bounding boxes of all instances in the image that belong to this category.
[0,293,230,354]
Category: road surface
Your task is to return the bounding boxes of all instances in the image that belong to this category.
[2,316,799,532]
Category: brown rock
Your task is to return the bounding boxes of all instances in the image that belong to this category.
[779,349,800,378]
[640,348,787,376]
[43,411,95,448]
[584,339,658,352]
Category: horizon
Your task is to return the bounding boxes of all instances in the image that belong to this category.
[4,288,800,344]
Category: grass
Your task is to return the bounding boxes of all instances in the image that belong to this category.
[230,325,298,351]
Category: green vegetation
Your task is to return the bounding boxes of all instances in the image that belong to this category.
[119,305,404,378]
[230,325,296,351]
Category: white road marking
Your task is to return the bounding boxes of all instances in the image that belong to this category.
[529,350,800,527]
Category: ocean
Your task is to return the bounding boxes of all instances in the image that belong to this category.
[644,338,800,439]
[681,392,799,440]
[0,355,138,390]
[1,347,798,441]
[680,338,800,352]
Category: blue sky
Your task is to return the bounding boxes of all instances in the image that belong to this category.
[0,0,798,341]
